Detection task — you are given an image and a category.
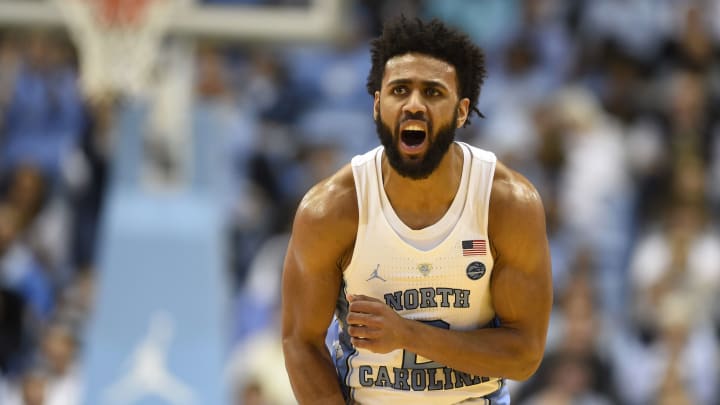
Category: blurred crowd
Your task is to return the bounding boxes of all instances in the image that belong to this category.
[0,29,104,404]
[2,0,720,404]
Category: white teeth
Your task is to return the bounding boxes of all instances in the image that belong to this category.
[403,125,425,131]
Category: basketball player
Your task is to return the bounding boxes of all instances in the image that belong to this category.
[282,17,552,404]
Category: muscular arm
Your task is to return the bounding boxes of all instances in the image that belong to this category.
[281,166,358,404]
[347,163,552,380]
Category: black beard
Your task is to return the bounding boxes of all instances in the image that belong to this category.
[376,111,457,180]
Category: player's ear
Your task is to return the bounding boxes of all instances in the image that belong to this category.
[457,98,470,128]
[373,91,380,121]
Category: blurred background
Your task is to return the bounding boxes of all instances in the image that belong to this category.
[0,0,718,404]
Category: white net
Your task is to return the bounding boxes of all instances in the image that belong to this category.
[54,0,186,100]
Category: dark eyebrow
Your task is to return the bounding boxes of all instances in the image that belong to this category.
[386,79,450,91]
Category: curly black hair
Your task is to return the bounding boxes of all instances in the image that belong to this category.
[367,16,487,126]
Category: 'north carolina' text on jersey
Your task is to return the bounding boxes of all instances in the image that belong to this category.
[328,142,510,404]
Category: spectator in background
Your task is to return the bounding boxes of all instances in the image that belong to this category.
[0,365,46,405]
[0,31,85,179]
[0,201,53,323]
[19,368,46,405]
[652,295,698,405]
[515,253,619,404]
[4,165,46,232]
[6,165,75,290]
[518,353,612,405]
[628,197,720,344]
[227,228,294,404]
[611,288,718,405]
[662,69,717,167]
[38,320,82,405]
[235,379,270,405]
[551,87,633,319]
[661,2,720,74]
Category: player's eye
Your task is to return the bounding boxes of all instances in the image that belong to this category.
[425,88,441,97]
[392,86,408,95]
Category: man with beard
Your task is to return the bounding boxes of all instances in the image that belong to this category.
[282,16,552,404]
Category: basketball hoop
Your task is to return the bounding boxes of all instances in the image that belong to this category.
[54,0,185,101]
[94,0,154,27]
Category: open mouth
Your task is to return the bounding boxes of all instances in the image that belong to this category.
[401,129,427,148]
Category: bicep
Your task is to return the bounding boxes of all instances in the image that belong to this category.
[281,208,348,345]
[282,241,342,341]
[491,246,552,334]
[489,179,552,344]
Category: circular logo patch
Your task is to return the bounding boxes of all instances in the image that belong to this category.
[466,261,486,280]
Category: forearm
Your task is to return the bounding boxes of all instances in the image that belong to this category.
[283,338,346,404]
[400,318,542,380]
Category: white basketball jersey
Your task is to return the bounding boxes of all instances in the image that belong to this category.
[328,142,509,404]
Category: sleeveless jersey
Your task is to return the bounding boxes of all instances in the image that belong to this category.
[328,142,510,404]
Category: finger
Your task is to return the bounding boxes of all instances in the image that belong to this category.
[346,311,378,326]
[347,325,381,339]
[349,300,386,314]
[347,324,364,338]
[351,337,378,351]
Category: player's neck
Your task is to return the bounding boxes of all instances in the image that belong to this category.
[381,143,463,229]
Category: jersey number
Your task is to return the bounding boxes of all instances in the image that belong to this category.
[401,320,450,369]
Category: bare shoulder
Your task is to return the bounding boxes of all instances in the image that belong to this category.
[292,164,358,249]
[488,161,548,267]
[489,161,545,214]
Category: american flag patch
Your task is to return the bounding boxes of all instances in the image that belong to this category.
[462,240,487,256]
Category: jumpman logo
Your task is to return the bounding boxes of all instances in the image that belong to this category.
[366,264,386,282]
[103,311,197,405]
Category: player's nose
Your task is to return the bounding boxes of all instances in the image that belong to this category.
[402,90,427,115]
